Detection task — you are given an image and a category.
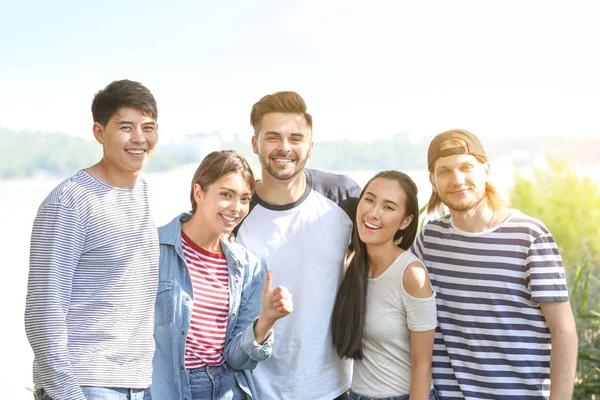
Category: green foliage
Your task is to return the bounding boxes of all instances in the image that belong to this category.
[569,263,600,398]
[417,203,429,232]
[309,139,426,170]
[144,149,199,172]
[570,262,600,317]
[509,158,600,268]
[0,128,101,178]
[26,382,41,399]
[574,308,600,398]
[220,136,428,171]
[0,127,200,178]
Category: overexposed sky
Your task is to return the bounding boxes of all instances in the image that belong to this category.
[1,0,599,143]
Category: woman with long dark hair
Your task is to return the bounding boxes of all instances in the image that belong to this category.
[151,150,293,400]
[331,170,438,400]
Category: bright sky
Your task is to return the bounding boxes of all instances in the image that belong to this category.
[1,0,599,143]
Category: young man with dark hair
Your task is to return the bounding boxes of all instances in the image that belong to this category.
[235,91,361,400]
[412,129,578,399]
[25,79,160,400]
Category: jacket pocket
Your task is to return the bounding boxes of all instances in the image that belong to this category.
[155,281,174,326]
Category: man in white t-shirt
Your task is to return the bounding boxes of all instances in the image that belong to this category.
[235,91,361,400]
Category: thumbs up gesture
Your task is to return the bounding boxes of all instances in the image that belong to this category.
[261,270,293,320]
[254,270,293,344]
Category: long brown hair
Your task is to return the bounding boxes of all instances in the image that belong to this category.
[330,170,419,360]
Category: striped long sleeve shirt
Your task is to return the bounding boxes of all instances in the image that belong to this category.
[24,170,159,400]
[411,210,568,400]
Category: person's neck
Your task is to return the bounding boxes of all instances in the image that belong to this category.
[181,214,222,254]
[450,201,500,233]
[366,241,403,279]
[86,160,138,189]
[255,170,307,206]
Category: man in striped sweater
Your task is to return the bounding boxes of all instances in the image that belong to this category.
[411,129,578,400]
[25,80,160,400]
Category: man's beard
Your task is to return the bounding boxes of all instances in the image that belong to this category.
[260,153,307,182]
[440,187,487,213]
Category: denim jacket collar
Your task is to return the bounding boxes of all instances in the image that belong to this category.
[159,212,247,269]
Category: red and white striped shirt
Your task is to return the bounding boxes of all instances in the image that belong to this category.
[181,231,230,369]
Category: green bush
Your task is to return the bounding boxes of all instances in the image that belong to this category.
[509,158,600,268]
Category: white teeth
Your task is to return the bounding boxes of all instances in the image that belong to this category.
[364,221,380,229]
[127,149,144,154]
[274,158,293,163]
[221,214,236,222]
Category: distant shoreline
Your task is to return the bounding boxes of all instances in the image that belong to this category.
[3,126,599,180]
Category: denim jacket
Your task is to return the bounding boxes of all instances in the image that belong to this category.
[151,212,273,400]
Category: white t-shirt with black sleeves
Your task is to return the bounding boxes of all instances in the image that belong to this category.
[235,168,361,400]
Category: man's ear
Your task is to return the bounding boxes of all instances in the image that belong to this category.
[429,173,437,193]
[483,162,491,182]
[251,135,259,155]
[307,139,314,159]
[92,122,105,145]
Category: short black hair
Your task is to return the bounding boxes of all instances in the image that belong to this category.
[91,79,158,127]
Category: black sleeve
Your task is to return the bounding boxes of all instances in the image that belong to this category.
[307,168,362,229]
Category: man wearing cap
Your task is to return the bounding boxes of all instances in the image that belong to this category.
[411,129,578,399]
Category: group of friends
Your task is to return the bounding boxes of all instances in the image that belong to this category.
[24,79,578,400]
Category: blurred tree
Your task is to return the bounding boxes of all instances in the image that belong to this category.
[509,158,600,268]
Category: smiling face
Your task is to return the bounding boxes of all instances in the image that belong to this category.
[193,171,252,236]
[93,107,158,179]
[251,112,313,182]
[430,153,490,212]
[356,177,414,247]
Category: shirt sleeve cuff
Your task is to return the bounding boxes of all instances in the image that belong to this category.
[240,319,274,361]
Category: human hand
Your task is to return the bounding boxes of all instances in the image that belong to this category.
[253,270,293,344]
[260,270,293,323]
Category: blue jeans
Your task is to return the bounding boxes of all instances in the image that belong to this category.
[35,386,151,400]
[189,364,246,400]
[348,388,438,400]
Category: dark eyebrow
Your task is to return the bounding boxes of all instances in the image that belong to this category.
[365,191,398,207]
[263,131,305,138]
[117,120,156,126]
[220,186,252,196]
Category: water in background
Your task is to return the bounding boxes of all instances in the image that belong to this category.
[0,165,513,399]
